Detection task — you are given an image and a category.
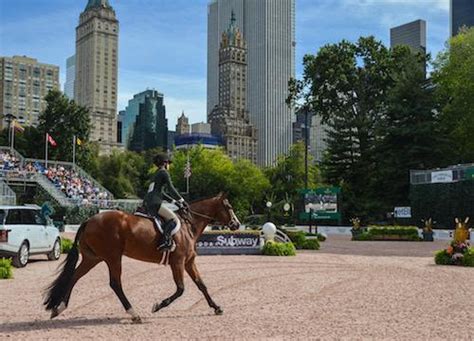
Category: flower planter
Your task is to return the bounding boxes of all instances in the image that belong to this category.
[422,231,434,242]
[351,229,364,240]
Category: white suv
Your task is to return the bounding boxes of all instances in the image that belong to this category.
[0,206,61,268]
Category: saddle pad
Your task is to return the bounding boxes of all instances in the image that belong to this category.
[133,212,181,236]
[134,212,163,234]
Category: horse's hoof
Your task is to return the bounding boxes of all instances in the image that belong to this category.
[50,302,66,319]
[151,303,160,313]
[215,307,223,315]
[50,309,59,319]
[132,315,142,324]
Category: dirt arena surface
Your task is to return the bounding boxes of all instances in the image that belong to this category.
[1,235,473,340]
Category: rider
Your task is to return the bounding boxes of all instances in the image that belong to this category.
[143,153,187,251]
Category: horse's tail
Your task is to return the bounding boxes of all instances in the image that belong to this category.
[43,221,87,311]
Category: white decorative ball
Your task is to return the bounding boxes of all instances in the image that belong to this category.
[262,222,277,241]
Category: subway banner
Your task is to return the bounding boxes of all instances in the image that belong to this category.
[196,232,262,255]
[298,187,341,221]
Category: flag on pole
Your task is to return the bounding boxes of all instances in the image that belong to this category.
[47,133,57,147]
[13,120,25,133]
[76,137,82,145]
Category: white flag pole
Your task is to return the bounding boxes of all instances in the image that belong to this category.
[45,133,49,169]
[10,122,15,151]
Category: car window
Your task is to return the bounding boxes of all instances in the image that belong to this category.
[32,210,46,225]
[5,209,22,225]
[21,210,45,225]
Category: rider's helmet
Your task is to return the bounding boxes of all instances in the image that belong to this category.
[153,153,172,167]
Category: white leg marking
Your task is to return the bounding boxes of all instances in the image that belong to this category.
[57,302,67,315]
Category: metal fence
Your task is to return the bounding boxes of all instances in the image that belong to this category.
[0,180,16,205]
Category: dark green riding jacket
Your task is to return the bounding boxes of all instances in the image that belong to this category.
[143,168,182,214]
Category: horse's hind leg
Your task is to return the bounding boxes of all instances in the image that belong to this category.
[106,257,141,323]
[185,257,223,315]
[152,260,185,313]
[50,249,100,319]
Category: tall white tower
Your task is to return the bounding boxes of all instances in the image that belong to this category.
[75,0,120,154]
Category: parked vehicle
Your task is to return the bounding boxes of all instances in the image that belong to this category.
[0,205,61,268]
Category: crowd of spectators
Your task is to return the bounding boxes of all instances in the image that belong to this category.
[33,163,111,205]
[0,149,111,205]
[0,150,21,171]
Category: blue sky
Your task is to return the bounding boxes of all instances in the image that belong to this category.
[0,0,449,129]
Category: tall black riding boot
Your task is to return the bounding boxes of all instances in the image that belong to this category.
[158,220,177,251]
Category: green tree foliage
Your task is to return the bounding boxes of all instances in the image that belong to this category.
[265,142,320,203]
[38,89,92,164]
[93,150,146,198]
[373,46,448,212]
[289,37,392,219]
[288,36,450,221]
[433,27,474,162]
[169,146,270,217]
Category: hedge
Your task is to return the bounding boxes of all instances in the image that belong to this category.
[353,226,422,241]
[262,241,296,256]
[0,258,13,279]
[284,230,321,250]
[61,238,74,254]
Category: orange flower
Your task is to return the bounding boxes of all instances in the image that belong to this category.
[447,246,454,255]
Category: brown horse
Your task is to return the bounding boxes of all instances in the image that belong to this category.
[43,193,240,323]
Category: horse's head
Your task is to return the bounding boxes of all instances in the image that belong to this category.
[215,193,241,231]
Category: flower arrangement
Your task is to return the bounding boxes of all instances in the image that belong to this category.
[435,217,473,267]
[350,217,361,230]
[421,218,434,232]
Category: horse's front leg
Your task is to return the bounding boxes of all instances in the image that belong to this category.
[152,259,185,313]
[185,257,223,315]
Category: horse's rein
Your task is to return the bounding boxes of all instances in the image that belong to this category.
[188,209,215,221]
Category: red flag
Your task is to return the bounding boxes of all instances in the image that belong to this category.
[47,133,57,147]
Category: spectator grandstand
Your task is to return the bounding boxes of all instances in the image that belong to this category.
[0,148,116,207]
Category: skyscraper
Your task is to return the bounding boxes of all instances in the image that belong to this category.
[207,0,295,166]
[451,0,474,37]
[0,55,59,128]
[128,91,168,153]
[292,110,328,164]
[209,13,257,163]
[75,0,119,154]
[122,90,166,149]
[64,55,75,99]
[390,20,427,54]
[176,111,190,136]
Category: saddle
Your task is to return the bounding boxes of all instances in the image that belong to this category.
[134,207,164,233]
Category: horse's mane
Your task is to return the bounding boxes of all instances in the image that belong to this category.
[189,194,221,204]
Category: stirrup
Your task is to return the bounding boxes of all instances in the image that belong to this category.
[157,240,176,252]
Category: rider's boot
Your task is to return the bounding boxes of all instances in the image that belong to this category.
[158,219,177,251]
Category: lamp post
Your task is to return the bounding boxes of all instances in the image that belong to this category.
[3,113,16,151]
[304,108,309,190]
[266,201,272,222]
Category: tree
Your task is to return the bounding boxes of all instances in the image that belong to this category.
[373,46,449,213]
[38,89,91,164]
[93,150,146,199]
[169,146,269,218]
[433,27,474,162]
[289,37,393,219]
[265,142,320,203]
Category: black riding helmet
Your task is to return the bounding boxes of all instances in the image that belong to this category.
[153,152,172,167]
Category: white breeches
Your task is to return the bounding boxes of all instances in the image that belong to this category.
[158,205,180,236]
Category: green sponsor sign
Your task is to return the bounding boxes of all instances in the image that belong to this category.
[299,187,341,221]
[299,211,341,220]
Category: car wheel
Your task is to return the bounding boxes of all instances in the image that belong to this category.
[48,239,61,261]
[12,242,29,268]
